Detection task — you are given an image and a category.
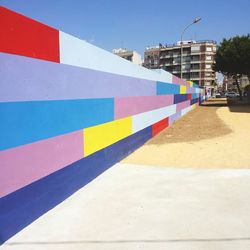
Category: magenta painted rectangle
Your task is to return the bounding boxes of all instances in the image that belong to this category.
[176,100,190,112]
[0,130,83,198]
[114,95,174,119]
[172,75,189,87]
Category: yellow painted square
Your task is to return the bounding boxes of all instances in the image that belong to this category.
[189,81,193,87]
[84,117,132,157]
[180,86,186,94]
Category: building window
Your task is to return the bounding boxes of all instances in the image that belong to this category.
[206,64,211,69]
[191,46,200,52]
[206,56,212,60]
[206,47,212,52]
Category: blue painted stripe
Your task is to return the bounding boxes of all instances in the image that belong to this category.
[0,99,114,150]
[191,98,199,105]
[174,94,188,104]
[156,82,180,95]
[192,93,199,99]
[0,126,152,244]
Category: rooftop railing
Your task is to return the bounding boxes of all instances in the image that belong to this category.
[145,40,216,51]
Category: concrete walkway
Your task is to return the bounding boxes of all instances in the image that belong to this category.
[2,163,250,250]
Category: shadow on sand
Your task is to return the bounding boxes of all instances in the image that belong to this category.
[147,98,232,145]
[200,98,228,107]
[228,104,250,113]
[202,98,250,113]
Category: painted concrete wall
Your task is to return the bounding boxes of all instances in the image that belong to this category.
[0,6,205,244]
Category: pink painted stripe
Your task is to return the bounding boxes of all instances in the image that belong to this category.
[114,95,174,119]
[172,75,189,87]
[176,100,190,112]
[0,130,83,198]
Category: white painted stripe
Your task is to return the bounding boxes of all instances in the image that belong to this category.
[59,31,173,83]
[132,105,176,133]
[181,106,193,116]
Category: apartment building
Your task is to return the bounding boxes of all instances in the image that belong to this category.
[144,40,217,88]
[113,48,143,66]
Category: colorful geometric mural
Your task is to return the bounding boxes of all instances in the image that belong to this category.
[0,6,205,244]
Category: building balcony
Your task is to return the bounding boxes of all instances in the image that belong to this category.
[203,68,214,72]
[191,59,201,62]
[189,51,201,55]
[190,68,200,72]
[181,69,191,73]
[172,61,180,65]
[190,76,200,80]
[182,52,191,56]
[203,77,215,80]
[203,51,215,55]
[163,62,173,66]
[160,54,173,58]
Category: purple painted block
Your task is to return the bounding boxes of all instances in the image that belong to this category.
[114,95,174,119]
[176,100,190,112]
[172,75,189,87]
[169,111,182,125]
[189,88,197,93]
[0,130,83,198]
[0,53,156,102]
[186,87,193,93]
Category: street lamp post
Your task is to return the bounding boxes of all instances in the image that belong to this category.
[180,17,201,79]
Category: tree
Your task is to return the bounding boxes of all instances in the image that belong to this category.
[214,34,250,100]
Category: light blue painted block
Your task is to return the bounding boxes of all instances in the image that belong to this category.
[60,32,172,83]
[0,98,114,150]
[132,104,176,133]
[156,82,180,95]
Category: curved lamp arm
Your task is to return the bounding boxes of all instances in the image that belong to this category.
[180,17,201,79]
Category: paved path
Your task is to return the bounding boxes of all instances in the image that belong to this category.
[2,163,250,250]
[2,100,250,250]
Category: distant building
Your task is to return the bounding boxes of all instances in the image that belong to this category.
[113,48,142,66]
[144,40,217,92]
[223,75,250,92]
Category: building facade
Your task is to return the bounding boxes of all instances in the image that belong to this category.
[113,48,142,66]
[144,40,217,89]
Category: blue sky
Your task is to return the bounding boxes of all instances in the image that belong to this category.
[1,0,250,57]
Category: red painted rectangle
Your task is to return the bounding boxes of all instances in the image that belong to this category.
[188,94,192,100]
[152,117,169,137]
[0,6,60,62]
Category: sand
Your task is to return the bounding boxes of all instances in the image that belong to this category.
[123,98,250,168]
